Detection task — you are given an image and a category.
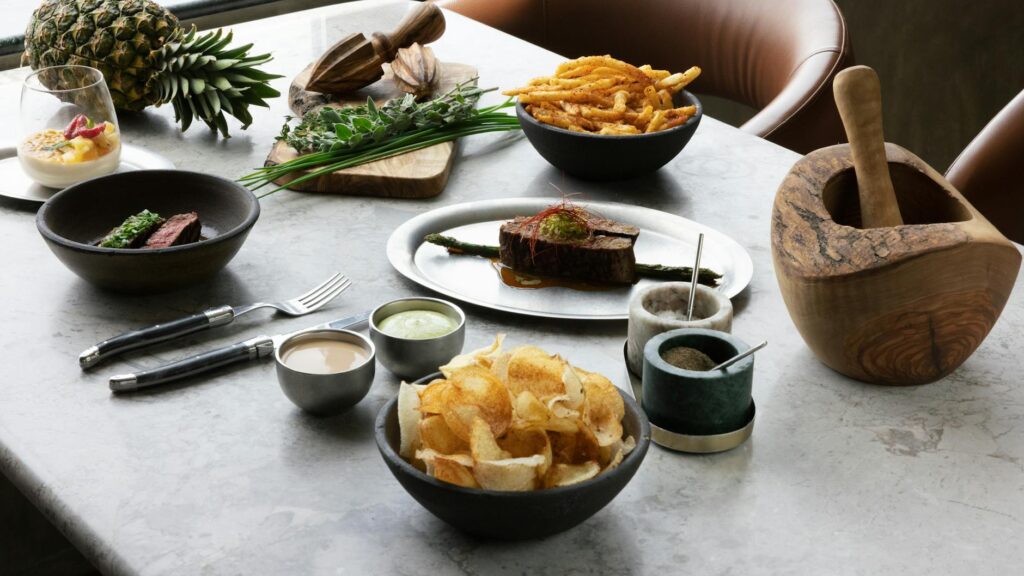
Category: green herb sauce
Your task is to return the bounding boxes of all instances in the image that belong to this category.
[539,212,588,240]
[378,310,458,340]
[98,210,164,249]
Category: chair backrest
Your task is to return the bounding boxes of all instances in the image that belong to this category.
[946,90,1024,244]
[437,0,853,153]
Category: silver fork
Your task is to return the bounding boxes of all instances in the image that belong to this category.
[79,273,352,369]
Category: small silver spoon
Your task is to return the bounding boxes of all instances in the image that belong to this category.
[686,233,705,321]
[712,340,768,371]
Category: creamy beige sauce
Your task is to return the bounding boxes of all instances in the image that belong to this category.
[282,339,369,375]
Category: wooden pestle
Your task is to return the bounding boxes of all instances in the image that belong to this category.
[306,2,446,94]
[833,66,904,228]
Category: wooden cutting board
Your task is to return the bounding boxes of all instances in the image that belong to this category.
[265,61,477,198]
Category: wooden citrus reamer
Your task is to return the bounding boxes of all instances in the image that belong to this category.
[305,2,446,94]
[771,66,1020,385]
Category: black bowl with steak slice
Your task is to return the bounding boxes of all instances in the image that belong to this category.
[36,170,258,294]
[498,210,641,285]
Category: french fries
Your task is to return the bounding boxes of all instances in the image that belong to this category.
[504,55,701,136]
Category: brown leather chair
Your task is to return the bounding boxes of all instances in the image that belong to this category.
[436,0,853,153]
[946,90,1024,244]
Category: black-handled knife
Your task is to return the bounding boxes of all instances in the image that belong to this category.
[108,310,371,393]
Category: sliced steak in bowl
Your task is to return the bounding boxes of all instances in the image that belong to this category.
[144,212,201,249]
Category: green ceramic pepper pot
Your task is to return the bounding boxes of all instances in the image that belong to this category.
[642,328,753,436]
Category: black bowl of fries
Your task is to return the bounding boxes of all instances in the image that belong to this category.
[509,57,703,180]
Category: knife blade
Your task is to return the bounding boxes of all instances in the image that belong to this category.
[109,310,371,393]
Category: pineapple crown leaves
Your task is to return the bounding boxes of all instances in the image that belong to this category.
[157,26,283,137]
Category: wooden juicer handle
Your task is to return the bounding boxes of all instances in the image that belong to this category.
[833,66,904,228]
[305,2,446,95]
[371,2,446,63]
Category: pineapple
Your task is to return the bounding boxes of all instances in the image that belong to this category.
[23,0,283,137]
[66,136,98,162]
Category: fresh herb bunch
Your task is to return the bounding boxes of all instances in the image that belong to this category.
[240,81,521,197]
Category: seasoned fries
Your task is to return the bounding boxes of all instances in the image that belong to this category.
[398,335,635,491]
[504,55,701,136]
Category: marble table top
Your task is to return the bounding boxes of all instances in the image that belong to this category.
[1,1,1022,574]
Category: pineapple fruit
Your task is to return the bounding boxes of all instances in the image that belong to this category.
[23,0,283,137]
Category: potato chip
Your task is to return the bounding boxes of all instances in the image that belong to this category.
[417,449,477,487]
[579,371,625,447]
[432,456,480,489]
[469,416,511,461]
[416,448,474,470]
[442,366,513,441]
[490,351,510,383]
[541,417,582,434]
[546,395,579,420]
[499,426,552,475]
[398,381,422,459]
[439,333,506,377]
[544,461,601,488]
[561,364,585,409]
[419,414,468,454]
[474,455,547,491]
[418,380,449,415]
[507,346,566,400]
[549,424,602,465]
[513,390,550,424]
[599,434,635,470]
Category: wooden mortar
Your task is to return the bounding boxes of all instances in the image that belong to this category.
[771,67,1020,385]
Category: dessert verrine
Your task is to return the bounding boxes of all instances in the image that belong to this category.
[19,113,121,188]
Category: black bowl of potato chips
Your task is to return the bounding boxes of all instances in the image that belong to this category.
[374,335,651,540]
[508,56,703,180]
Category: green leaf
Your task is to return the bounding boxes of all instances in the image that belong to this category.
[210,76,232,91]
[335,124,352,140]
[246,83,280,99]
[204,90,221,116]
[322,109,342,124]
[217,91,234,114]
[215,113,231,136]
[207,59,240,72]
[219,43,254,60]
[352,117,373,132]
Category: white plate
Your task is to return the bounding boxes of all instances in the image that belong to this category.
[387,198,753,320]
[0,143,175,203]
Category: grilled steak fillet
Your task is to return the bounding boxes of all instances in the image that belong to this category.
[499,216,638,284]
[585,216,639,240]
[144,212,201,248]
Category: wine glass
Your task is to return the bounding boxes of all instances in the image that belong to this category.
[19,65,121,188]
